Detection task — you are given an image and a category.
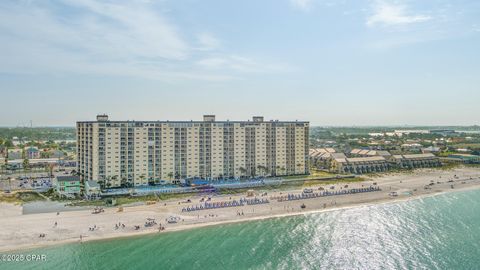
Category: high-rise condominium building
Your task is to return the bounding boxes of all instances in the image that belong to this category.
[77,115,309,187]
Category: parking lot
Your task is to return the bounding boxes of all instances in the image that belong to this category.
[0,168,74,191]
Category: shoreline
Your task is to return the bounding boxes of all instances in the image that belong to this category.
[2,167,480,253]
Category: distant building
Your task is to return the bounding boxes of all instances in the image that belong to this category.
[315,150,441,174]
[7,149,22,160]
[331,156,390,174]
[401,143,423,151]
[54,176,81,197]
[7,158,60,169]
[390,154,441,169]
[447,154,480,164]
[309,148,337,169]
[394,130,430,135]
[25,146,40,159]
[349,149,391,158]
[421,146,441,154]
[430,129,456,136]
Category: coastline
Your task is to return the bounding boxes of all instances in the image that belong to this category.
[2,167,480,253]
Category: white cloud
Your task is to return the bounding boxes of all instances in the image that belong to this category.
[0,0,288,82]
[290,0,313,11]
[63,0,189,60]
[196,55,292,73]
[367,1,431,27]
[196,32,221,51]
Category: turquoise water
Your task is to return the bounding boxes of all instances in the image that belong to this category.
[3,189,480,270]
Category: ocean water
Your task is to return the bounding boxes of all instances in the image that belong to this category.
[3,189,480,270]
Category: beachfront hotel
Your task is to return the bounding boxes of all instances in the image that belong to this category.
[77,115,309,187]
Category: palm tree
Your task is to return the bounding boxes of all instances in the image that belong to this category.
[97,180,105,189]
[167,172,174,183]
[48,163,55,178]
[103,176,112,189]
[256,165,262,177]
[257,165,268,177]
[139,174,145,185]
[121,177,127,188]
[297,163,302,174]
[174,172,180,184]
[239,167,246,179]
[23,158,29,171]
[148,176,155,186]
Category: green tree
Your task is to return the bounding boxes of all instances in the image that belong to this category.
[98,180,105,190]
[110,175,118,187]
[239,167,246,178]
[23,158,30,171]
[275,166,281,176]
[121,177,127,188]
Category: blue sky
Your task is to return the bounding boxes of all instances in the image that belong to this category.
[0,0,479,126]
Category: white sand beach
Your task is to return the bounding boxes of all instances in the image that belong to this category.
[1,167,480,252]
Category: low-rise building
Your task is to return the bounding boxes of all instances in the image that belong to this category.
[54,176,81,197]
[401,143,423,151]
[309,148,337,169]
[349,149,391,158]
[324,152,441,174]
[7,149,22,160]
[25,146,40,159]
[430,129,456,136]
[390,153,441,169]
[85,180,101,200]
[421,146,441,154]
[331,156,390,174]
[447,154,480,164]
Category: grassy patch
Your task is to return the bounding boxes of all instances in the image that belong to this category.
[301,177,365,187]
[67,193,194,207]
[17,191,46,202]
[464,164,480,168]
[436,163,461,171]
[0,192,20,203]
[282,169,339,179]
[0,191,46,204]
[218,177,366,194]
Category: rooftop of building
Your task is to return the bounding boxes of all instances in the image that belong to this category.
[77,115,309,125]
[309,148,336,155]
[448,153,480,158]
[56,176,80,182]
[350,149,392,157]
[86,180,100,188]
[335,156,387,163]
[401,153,436,159]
